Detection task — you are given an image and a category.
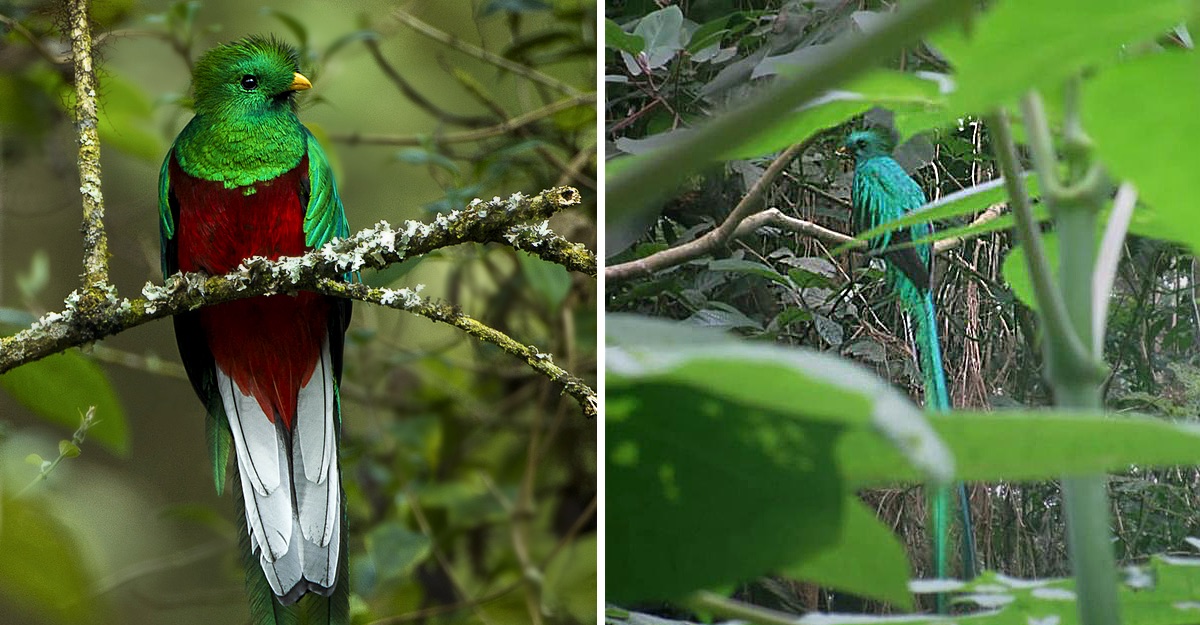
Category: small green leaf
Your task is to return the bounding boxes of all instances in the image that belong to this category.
[260,8,308,49]
[15,250,50,302]
[480,0,550,16]
[705,258,789,285]
[625,6,686,72]
[0,352,129,455]
[395,148,460,174]
[1001,234,1059,312]
[59,440,81,458]
[606,18,645,54]
[517,251,573,312]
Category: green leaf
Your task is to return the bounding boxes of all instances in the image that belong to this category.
[395,148,460,174]
[607,315,950,479]
[480,0,550,16]
[683,307,762,331]
[724,71,944,160]
[839,411,1200,487]
[627,5,686,71]
[363,522,431,585]
[705,258,789,285]
[260,8,308,49]
[606,18,645,54]
[783,498,913,610]
[605,315,954,602]
[0,498,95,624]
[606,378,847,602]
[0,352,129,455]
[930,0,1188,131]
[15,250,50,302]
[1084,51,1200,253]
[58,440,81,459]
[1001,234,1059,312]
[517,251,573,312]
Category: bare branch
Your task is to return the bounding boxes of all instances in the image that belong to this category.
[331,93,596,147]
[392,10,582,97]
[606,142,810,283]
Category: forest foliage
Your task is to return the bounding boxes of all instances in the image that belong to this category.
[606,0,1200,622]
[0,1,596,624]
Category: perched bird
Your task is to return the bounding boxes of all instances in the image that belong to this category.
[843,129,977,604]
[158,36,350,624]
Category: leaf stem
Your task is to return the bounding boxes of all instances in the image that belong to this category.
[985,109,1094,378]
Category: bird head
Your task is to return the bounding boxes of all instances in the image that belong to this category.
[191,36,310,118]
[840,129,895,162]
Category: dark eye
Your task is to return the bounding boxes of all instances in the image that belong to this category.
[240,75,258,90]
[856,139,866,148]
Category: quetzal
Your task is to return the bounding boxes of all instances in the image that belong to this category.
[158,36,350,624]
[844,129,977,599]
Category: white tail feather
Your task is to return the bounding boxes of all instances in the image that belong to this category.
[217,336,341,599]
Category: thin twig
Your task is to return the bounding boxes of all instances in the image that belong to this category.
[606,141,810,283]
[393,10,581,97]
[68,0,109,288]
[0,12,70,65]
[363,36,493,128]
[407,486,498,625]
[986,108,1096,378]
[332,93,595,147]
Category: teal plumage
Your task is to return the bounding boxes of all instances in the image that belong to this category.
[845,130,977,604]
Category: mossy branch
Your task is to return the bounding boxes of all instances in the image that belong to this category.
[68,0,109,289]
[0,187,596,417]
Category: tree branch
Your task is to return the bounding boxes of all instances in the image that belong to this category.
[68,0,109,289]
[0,187,596,417]
[392,10,582,97]
[605,141,809,283]
[331,93,596,147]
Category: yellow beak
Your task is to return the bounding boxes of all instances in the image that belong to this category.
[288,72,312,92]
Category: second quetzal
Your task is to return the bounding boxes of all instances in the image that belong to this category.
[158,36,351,624]
[844,129,977,590]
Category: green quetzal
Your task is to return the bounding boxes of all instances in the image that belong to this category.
[843,129,977,594]
[158,36,350,624]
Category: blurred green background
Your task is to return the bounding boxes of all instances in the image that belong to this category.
[0,0,596,623]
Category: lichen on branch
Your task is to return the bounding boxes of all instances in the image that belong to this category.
[0,187,597,416]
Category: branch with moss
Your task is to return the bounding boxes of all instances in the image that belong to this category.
[68,0,109,289]
[0,188,595,415]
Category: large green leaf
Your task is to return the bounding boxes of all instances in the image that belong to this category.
[607,378,847,602]
[0,497,95,624]
[723,71,944,160]
[783,497,914,610]
[1084,51,1200,254]
[0,352,128,455]
[840,411,1200,487]
[929,0,1187,131]
[606,315,949,604]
